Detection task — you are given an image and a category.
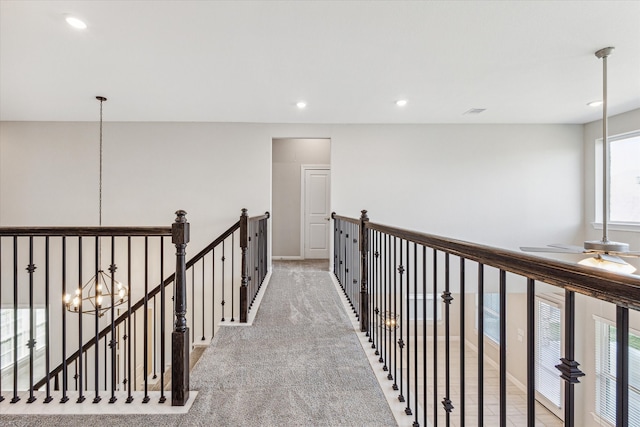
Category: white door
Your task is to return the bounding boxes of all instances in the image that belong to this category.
[303,168,330,259]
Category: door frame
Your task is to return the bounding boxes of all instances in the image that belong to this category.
[300,164,330,259]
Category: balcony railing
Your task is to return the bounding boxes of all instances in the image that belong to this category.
[0,209,269,408]
[333,210,640,427]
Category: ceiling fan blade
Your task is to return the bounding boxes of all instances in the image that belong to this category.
[520,246,582,254]
[548,244,586,253]
[610,251,640,258]
[599,254,630,265]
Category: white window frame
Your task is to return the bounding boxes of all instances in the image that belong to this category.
[534,295,564,419]
[592,130,640,232]
[593,315,640,426]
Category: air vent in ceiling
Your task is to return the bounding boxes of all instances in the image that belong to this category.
[463,108,486,115]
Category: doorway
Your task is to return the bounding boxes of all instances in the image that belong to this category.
[272,138,331,260]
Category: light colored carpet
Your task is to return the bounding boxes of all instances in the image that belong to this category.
[0,260,397,426]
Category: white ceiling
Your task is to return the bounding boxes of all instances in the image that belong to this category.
[1,0,639,124]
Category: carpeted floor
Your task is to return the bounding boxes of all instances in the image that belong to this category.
[0,260,397,426]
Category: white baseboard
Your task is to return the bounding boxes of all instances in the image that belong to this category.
[272,256,303,260]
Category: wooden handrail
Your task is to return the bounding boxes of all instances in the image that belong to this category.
[249,212,270,222]
[0,226,172,236]
[332,212,359,225]
[334,214,640,311]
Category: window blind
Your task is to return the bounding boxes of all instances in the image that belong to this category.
[595,318,640,426]
[535,298,562,411]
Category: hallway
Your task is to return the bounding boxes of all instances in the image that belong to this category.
[0,260,397,426]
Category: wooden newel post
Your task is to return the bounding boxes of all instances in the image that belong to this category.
[172,210,190,406]
[359,210,369,333]
[239,208,249,323]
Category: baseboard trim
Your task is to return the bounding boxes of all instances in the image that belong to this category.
[272,256,303,261]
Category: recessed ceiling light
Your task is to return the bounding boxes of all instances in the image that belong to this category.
[66,16,87,30]
[396,100,408,107]
[587,100,603,107]
[296,101,307,109]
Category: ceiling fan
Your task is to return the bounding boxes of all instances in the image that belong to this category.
[521,47,640,274]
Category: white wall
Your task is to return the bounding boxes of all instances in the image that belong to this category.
[0,121,272,254]
[330,124,584,250]
[2,121,584,256]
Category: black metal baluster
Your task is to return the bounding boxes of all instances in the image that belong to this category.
[617,305,629,427]
[61,236,69,403]
[392,236,398,391]
[44,237,52,402]
[460,258,466,427]
[370,230,376,350]
[93,237,101,404]
[77,236,85,403]
[152,294,157,380]
[413,242,419,427]
[133,310,137,394]
[403,240,411,415]
[231,233,235,322]
[11,236,19,403]
[126,237,133,403]
[109,237,117,403]
[443,253,453,424]
[212,248,216,336]
[160,237,166,403]
[382,233,388,372]
[191,266,194,343]
[556,290,584,427]
[84,352,88,392]
[477,263,484,425]
[201,257,205,340]
[499,270,506,427]
[27,236,37,403]
[104,338,107,394]
[74,359,78,391]
[433,249,438,427]
[143,236,150,403]
[526,278,535,426]
[369,231,380,356]
[398,240,406,407]
[422,246,427,427]
[221,240,226,322]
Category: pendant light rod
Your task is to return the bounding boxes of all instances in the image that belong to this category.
[96,96,107,227]
[595,47,613,243]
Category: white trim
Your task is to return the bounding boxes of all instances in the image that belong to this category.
[593,313,640,336]
[218,271,272,327]
[300,164,330,259]
[272,256,303,261]
[591,222,640,233]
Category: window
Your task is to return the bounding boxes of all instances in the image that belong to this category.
[475,293,500,344]
[1,308,47,389]
[535,297,563,416]
[408,293,442,322]
[595,318,640,426]
[597,131,640,226]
